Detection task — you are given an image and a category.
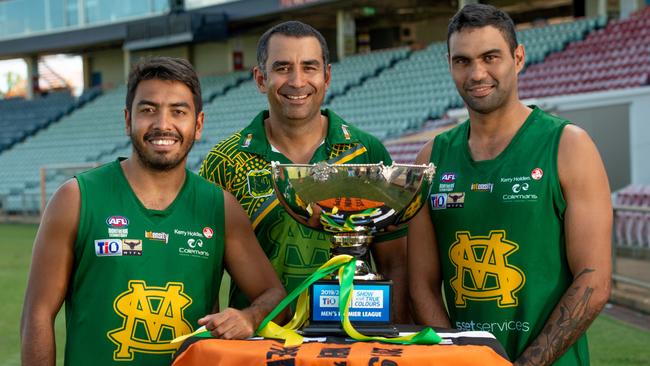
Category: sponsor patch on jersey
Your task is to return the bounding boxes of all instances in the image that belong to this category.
[95,239,123,256]
[203,227,214,239]
[446,192,465,208]
[173,229,204,238]
[440,172,457,183]
[106,216,129,228]
[247,169,273,198]
[511,182,530,193]
[499,175,531,183]
[122,239,142,256]
[438,183,455,192]
[179,238,210,259]
[531,168,543,180]
[108,228,128,238]
[470,183,493,192]
[503,183,538,202]
[242,133,253,148]
[430,193,448,210]
[145,231,169,243]
[341,124,351,140]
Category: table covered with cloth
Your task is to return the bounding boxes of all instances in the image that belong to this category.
[172,326,512,366]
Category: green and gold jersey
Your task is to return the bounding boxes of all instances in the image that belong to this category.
[200,109,401,309]
[67,159,225,365]
[427,107,588,365]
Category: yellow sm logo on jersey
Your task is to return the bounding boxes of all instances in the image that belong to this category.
[108,280,193,361]
[449,230,525,308]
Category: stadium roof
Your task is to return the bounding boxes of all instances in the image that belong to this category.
[0,0,338,59]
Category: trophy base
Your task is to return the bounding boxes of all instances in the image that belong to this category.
[302,323,398,337]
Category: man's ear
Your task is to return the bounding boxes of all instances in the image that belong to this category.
[514,44,526,74]
[324,63,332,90]
[124,108,132,135]
[194,111,205,141]
[253,66,267,93]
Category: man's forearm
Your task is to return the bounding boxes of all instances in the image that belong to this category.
[515,269,610,366]
[410,283,451,328]
[242,287,287,330]
[21,317,56,366]
[383,264,412,324]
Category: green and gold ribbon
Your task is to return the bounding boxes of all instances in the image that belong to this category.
[173,255,442,347]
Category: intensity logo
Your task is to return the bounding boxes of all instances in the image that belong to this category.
[448,230,525,308]
[108,281,193,361]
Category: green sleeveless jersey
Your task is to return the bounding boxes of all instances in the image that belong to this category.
[200,109,403,309]
[66,159,225,365]
[427,107,589,365]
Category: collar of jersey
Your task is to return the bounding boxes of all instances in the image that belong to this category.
[237,109,360,159]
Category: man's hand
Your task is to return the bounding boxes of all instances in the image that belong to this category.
[198,308,256,340]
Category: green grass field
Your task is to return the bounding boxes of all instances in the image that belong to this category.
[2,223,649,365]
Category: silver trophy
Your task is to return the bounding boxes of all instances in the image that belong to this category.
[271,161,435,277]
[271,161,435,335]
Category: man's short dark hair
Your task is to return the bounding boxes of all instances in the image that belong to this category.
[256,20,330,77]
[447,4,518,55]
[126,56,202,116]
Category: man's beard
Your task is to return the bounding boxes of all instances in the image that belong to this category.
[130,129,195,171]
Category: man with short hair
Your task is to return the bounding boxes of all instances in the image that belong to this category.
[408,4,611,365]
[200,21,410,322]
[21,56,285,366]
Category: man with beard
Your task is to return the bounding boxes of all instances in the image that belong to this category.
[21,57,286,366]
[408,4,612,366]
[200,21,410,322]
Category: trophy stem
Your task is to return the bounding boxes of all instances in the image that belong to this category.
[331,235,383,280]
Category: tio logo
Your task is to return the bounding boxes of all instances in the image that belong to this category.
[95,239,123,256]
[431,193,448,210]
[320,296,339,307]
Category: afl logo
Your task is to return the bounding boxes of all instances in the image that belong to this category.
[106,216,129,227]
[531,168,544,180]
[440,172,456,183]
[203,227,214,239]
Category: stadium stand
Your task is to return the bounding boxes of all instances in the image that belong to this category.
[201,71,251,102]
[326,47,411,100]
[0,89,99,153]
[519,11,650,98]
[326,43,454,140]
[615,185,650,249]
[385,117,457,164]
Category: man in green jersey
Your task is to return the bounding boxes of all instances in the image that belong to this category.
[200,21,410,322]
[408,4,612,366]
[21,57,286,366]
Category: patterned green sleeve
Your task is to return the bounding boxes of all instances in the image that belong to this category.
[199,135,240,191]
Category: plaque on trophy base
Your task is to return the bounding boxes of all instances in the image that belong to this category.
[303,279,396,336]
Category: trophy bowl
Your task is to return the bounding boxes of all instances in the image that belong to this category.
[271,161,435,278]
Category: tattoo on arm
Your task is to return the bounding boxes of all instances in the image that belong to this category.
[516,268,598,366]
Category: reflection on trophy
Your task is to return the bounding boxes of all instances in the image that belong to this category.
[271,161,435,336]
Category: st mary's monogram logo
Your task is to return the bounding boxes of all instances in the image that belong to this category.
[247,169,273,198]
[108,280,193,361]
[449,230,525,308]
